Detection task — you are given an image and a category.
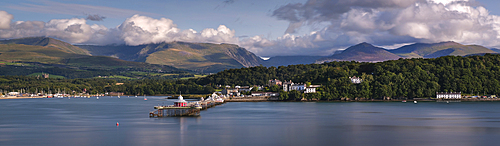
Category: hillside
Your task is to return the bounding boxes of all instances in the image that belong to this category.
[78,42,263,73]
[316,42,401,63]
[0,44,87,64]
[0,37,185,78]
[491,48,500,53]
[389,41,496,58]
[0,37,90,55]
[261,56,325,67]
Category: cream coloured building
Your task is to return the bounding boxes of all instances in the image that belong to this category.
[436,92,461,99]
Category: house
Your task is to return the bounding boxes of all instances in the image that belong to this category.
[436,92,461,99]
[268,79,282,86]
[222,88,240,96]
[238,86,253,93]
[350,76,362,84]
[109,92,124,96]
[8,92,19,96]
[283,80,293,92]
[251,91,279,97]
[283,80,320,93]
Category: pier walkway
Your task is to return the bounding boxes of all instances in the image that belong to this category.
[149,93,226,117]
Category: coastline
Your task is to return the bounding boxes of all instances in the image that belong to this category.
[0,96,45,100]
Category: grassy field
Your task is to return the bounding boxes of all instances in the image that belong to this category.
[180,74,207,80]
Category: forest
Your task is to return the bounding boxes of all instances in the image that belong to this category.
[2,54,500,101]
[195,54,500,100]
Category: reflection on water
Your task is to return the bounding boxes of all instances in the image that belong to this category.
[2,98,500,145]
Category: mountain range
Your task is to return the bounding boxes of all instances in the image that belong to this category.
[0,37,180,72]
[316,41,497,63]
[0,37,498,74]
[77,42,262,73]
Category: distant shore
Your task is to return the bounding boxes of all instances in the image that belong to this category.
[0,96,45,100]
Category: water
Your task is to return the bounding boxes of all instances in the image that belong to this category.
[2,97,500,146]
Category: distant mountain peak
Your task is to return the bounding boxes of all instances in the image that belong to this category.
[316,42,400,63]
[357,42,373,46]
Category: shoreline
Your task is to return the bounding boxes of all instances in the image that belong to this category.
[3,96,499,102]
[0,96,45,100]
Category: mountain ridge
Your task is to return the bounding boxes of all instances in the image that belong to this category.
[0,37,90,55]
[316,42,401,63]
[77,42,263,73]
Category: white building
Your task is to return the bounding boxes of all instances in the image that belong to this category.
[283,80,293,92]
[436,92,461,99]
[350,76,362,84]
[283,80,320,93]
[8,92,19,96]
[238,86,253,93]
[291,84,306,91]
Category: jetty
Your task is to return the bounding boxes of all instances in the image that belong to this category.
[149,93,226,117]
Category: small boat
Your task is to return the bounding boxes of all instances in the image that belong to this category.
[144,95,147,101]
[97,97,99,100]
[402,100,406,103]
[414,101,417,104]
[446,101,449,104]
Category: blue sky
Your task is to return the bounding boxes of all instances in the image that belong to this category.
[1,0,500,56]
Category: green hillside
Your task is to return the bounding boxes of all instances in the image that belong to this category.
[0,44,86,64]
[0,37,90,55]
[0,38,185,78]
[389,41,496,58]
[78,42,263,73]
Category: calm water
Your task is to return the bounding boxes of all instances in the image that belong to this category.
[2,97,500,146]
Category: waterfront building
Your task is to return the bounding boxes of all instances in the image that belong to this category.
[282,80,293,92]
[436,92,461,99]
[251,92,279,97]
[174,94,187,107]
[238,86,253,93]
[291,83,306,91]
[282,80,320,93]
[222,88,240,96]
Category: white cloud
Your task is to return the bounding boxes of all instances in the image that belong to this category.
[117,15,238,46]
[240,0,500,56]
[0,12,238,47]
[0,11,13,29]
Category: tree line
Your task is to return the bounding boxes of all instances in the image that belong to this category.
[195,54,500,100]
[3,54,500,101]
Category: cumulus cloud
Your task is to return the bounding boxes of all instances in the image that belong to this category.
[117,15,237,46]
[0,11,14,29]
[0,11,237,47]
[239,0,500,56]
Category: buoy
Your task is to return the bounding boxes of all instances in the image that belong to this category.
[97,97,99,100]
[144,98,147,101]
[116,122,119,126]
[414,101,417,104]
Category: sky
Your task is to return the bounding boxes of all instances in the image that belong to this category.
[0,0,500,57]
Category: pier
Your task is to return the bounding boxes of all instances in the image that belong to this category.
[149,93,226,117]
